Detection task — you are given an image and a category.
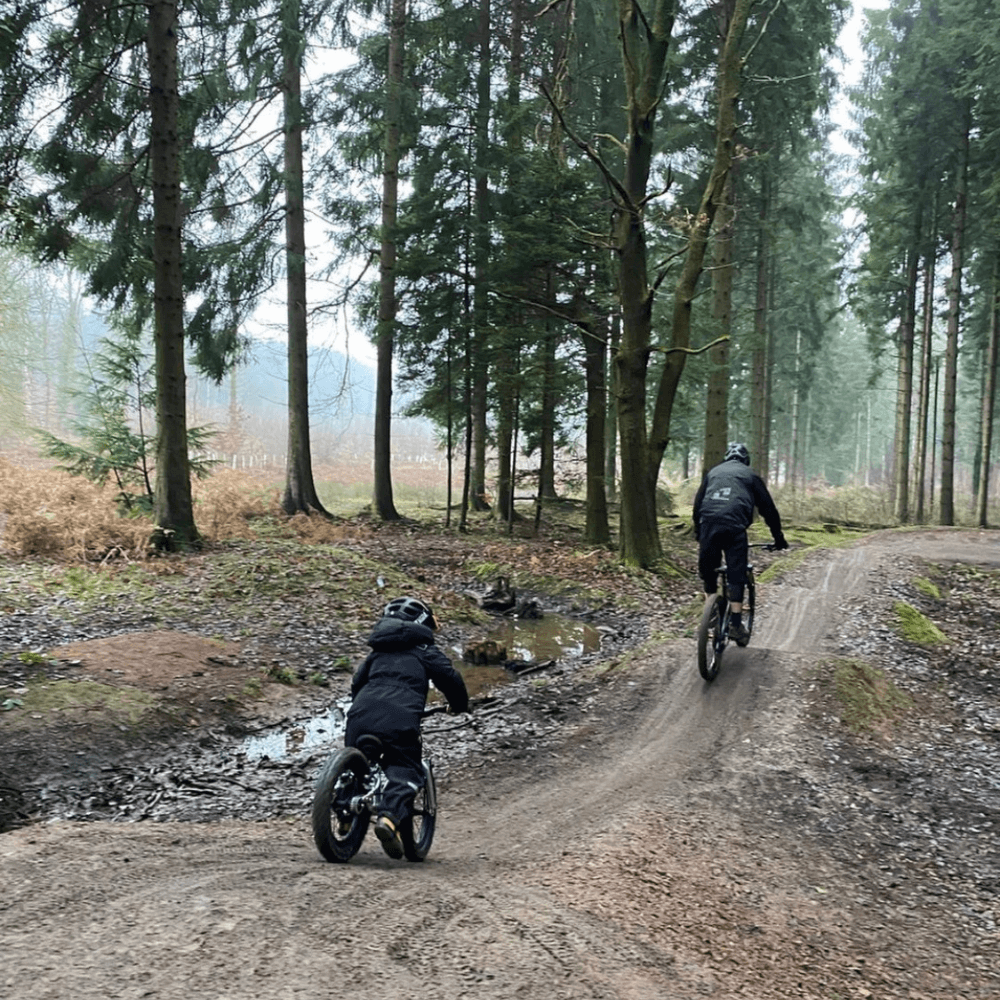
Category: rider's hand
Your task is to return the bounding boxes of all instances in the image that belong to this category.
[774,535,789,551]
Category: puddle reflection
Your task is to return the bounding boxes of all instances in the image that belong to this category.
[241,703,346,761]
[240,614,600,761]
[483,615,602,662]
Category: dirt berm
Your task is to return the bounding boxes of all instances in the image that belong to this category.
[2,529,998,999]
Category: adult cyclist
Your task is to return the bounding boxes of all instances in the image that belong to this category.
[692,442,788,646]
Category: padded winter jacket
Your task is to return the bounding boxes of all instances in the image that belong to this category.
[346,618,469,743]
[692,459,785,542]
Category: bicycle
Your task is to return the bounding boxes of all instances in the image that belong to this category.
[697,542,776,683]
[311,706,447,863]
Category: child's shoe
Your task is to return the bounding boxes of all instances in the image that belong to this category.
[374,815,404,859]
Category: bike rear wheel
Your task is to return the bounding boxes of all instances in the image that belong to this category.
[312,748,371,863]
[697,595,727,682]
[401,759,437,862]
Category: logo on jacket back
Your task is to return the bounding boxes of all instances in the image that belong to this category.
[710,487,732,501]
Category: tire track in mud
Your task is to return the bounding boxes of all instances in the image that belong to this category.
[3,531,995,1000]
[2,820,673,999]
[5,544,866,1000]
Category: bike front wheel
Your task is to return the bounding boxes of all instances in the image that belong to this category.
[401,759,437,862]
[312,748,371,863]
[697,595,727,682]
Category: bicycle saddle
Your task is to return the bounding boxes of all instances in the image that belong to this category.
[355,734,384,763]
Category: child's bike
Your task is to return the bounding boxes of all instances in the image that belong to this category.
[697,542,776,683]
[311,707,446,863]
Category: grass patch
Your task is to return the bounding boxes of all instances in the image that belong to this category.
[0,679,157,725]
[828,658,913,734]
[751,525,871,585]
[913,576,941,599]
[41,563,161,607]
[894,601,947,645]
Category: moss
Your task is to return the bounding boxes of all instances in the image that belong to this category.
[829,658,913,734]
[0,679,156,725]
[266,664,298,685]
[913,576,941,600]
[894,601,947,645]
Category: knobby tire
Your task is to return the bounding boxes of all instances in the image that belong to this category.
[698,595,727,682]
[745,572,757,639]
[401,759,437,862]
[312,747,370,863]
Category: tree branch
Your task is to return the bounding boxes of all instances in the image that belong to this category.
[652,334,730,357]
[538,81,636,214]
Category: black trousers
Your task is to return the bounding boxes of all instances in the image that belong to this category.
[698,526,749,604]
[377,740,424,826]
[345,717,423,826]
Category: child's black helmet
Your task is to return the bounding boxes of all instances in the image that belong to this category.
[724,442,751,465]
[382,596,437,630]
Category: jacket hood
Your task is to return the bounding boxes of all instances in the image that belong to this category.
[366,617,436,651]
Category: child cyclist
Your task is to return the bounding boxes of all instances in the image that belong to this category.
[344,596,469,860]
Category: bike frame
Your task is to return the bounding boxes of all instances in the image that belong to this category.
[698,541,776,682]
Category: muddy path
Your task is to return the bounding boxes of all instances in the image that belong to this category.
[2,529,999,999]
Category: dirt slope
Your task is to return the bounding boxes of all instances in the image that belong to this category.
[2,530,998,1000]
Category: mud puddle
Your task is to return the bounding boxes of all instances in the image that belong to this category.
[241,703,347,761]
[22,612,613,826]
[240,613,601,761]
[474,614,602,663]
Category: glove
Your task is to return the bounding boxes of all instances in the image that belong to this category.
[773,535,789,551]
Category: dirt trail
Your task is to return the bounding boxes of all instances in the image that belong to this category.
[2,531,998,1000]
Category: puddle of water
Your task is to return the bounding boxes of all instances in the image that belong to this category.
[241,703,345,761]
[239,614,600,761]
[452,664,510,699]
[486,615,602,662]
[451,614,602,664]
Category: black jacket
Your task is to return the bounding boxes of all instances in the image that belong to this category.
[692,459,784,542]
[345,618,469,743]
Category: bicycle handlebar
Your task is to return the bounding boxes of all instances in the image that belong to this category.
[421,705,455,719]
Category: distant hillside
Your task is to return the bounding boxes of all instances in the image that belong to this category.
[188,338,437,463]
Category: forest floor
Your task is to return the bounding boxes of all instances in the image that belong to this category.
[1,513,999,999]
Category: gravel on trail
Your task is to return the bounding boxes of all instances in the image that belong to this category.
[1,528,999,1000]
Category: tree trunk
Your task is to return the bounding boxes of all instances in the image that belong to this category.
[469,0,492,512]
[147,0,199,551]
[459,306,473,532]
[790,328,802,492]
[613,0,676,568]
[372,0,405,521]
[614,0,749,567]
[750,169,770,477]
[977,253,1000,527]
[605,307,620,501]
[280,0,328,518]
[538,320,558,499]
[702,170,734,473]
[495,336,516,524]
[892,236,919,523]
[647,0,751,497]
[913,244,936,523]
[584,318,610,544]
[940,107,970,526]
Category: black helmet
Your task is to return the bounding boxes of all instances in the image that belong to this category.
[724,442,750,466]
[382,596,437,630]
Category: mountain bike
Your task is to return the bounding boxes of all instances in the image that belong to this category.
[311,706,447,863]
[697,542,776,683]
